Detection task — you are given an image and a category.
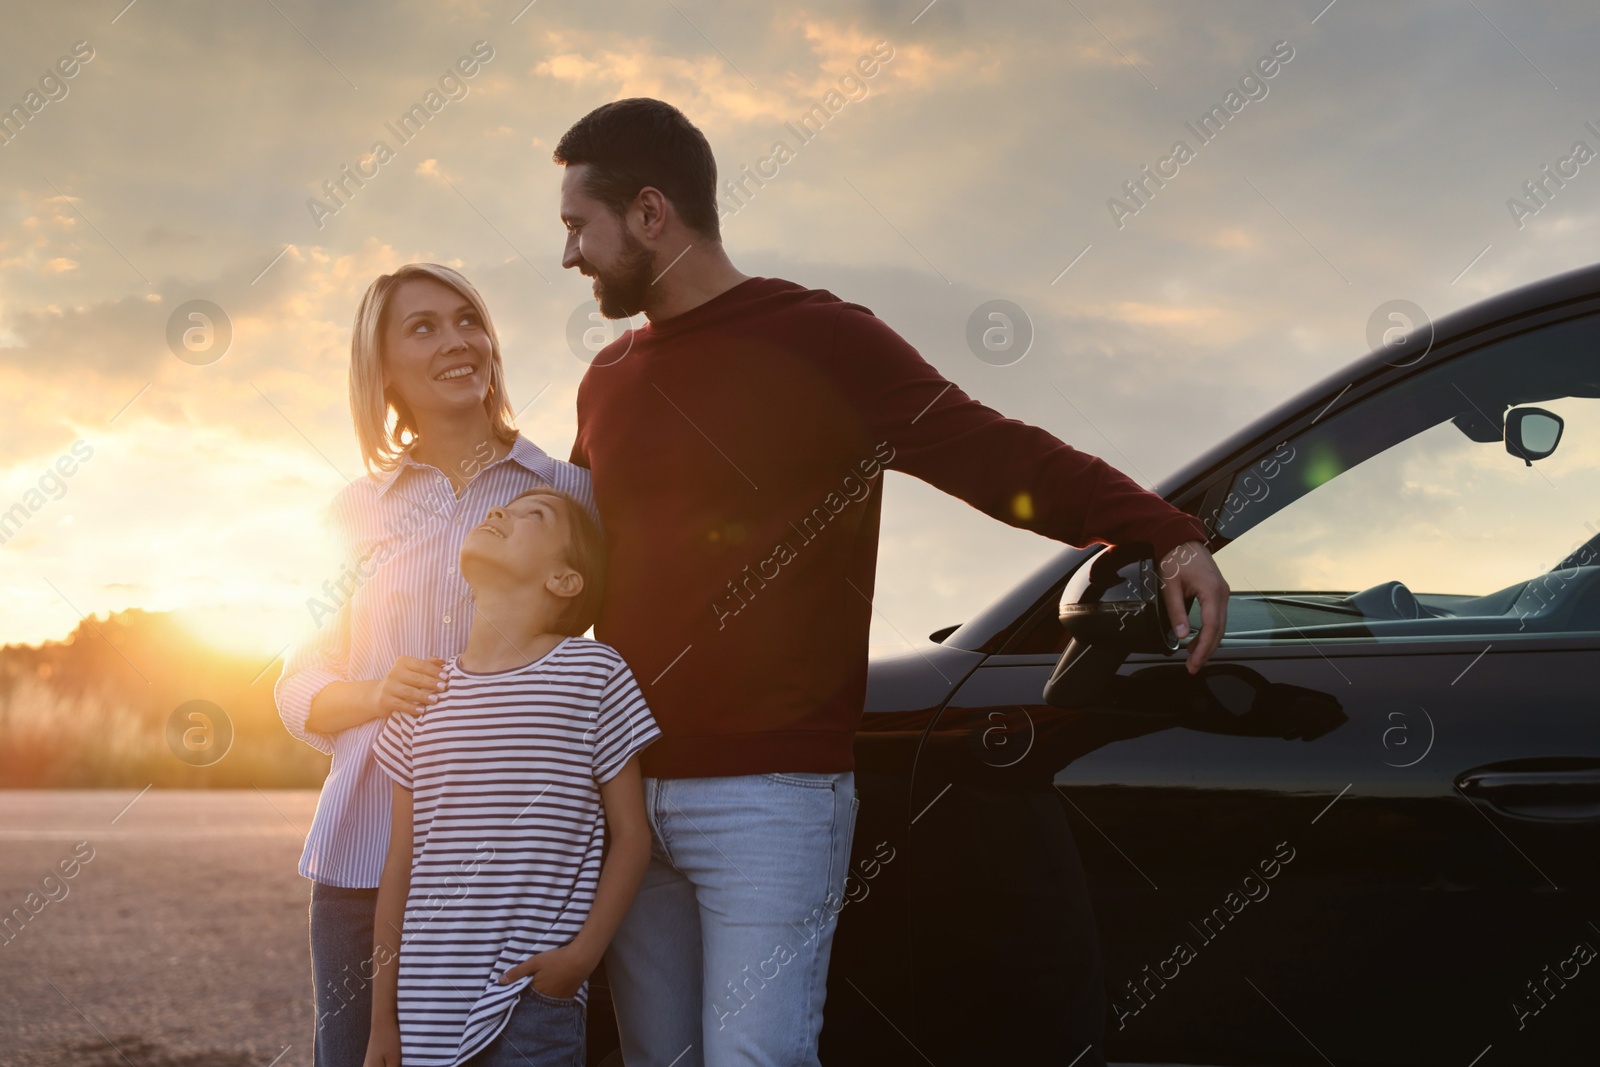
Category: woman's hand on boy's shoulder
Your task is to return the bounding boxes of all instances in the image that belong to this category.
[372,656,450,719]
[498,941,599,1000]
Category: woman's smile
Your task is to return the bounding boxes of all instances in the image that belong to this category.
[434,362,478,383]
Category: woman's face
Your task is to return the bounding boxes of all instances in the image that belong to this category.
[381,275,495,423]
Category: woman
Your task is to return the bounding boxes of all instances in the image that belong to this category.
[275,263,594,1067]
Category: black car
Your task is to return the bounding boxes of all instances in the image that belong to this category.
[815,262,1600,1066]
[584,265,1600,1066]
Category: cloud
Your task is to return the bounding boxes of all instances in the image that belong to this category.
[530,13,966,134]
[0,293,169,375]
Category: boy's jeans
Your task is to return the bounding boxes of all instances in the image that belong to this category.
[464,985,586,1066]
[604,771,859,1067]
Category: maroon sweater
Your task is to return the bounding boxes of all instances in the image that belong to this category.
[571,276,1207,778]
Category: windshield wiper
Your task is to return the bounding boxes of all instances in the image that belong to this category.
[1248,594,1365,617]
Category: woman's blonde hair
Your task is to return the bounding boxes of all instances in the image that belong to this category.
[349,263,517,474]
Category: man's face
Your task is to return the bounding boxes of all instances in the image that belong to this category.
[560,163,654,319]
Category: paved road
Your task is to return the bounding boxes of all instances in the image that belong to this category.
[0,790,320,1067]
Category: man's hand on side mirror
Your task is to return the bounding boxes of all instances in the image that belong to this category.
[1158,540,1229,673]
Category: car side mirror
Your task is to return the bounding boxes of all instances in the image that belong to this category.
[1057,544,1183,655]
[1042,543,1189,707]
[1505,406,1563,466]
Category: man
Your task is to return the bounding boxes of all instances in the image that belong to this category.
[553,98,1228,1067]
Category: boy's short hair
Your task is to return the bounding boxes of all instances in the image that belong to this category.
[507,488,606,637]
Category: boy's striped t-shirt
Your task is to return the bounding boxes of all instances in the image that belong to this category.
[372,636,660,1067]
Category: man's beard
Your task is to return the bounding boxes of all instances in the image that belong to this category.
[591,229,654,319]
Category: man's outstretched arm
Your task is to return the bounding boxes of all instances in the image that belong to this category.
[832,303,1229,670]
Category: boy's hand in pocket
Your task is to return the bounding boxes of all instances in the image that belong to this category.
[362,1015,402,1067]
[499,942,598,1000]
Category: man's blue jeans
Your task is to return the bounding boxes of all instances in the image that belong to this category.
[603,771,859,1067]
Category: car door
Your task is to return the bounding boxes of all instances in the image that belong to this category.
[907,307,1600,1066]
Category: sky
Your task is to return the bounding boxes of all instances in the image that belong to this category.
[1,0,1597,663]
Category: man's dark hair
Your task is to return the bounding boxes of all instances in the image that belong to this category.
[506,488,607,637]
[553,98,721,240]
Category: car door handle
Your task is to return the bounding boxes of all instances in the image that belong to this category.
[1456,759,1600,821]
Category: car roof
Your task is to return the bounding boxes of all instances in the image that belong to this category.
[1157,259,1600,502]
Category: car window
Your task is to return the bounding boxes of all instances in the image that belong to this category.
[1207,313,1600,645]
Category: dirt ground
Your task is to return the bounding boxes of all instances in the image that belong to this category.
[0,790,1184,1067]
[0,790,323,1067]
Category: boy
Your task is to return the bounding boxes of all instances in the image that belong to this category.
[362,487,660,1067]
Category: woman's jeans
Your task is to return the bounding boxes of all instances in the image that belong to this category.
[309,882,379,1067]
[603,771,859,1067]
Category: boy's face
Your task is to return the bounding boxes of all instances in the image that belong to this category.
[461,492,581,595]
